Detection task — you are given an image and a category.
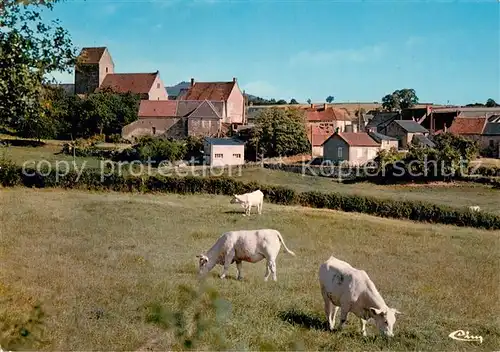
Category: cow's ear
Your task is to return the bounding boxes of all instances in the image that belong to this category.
[369,307,383,316]
[393,309,403,315]
[196,255,201,258]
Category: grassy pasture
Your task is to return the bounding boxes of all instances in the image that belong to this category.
[224,168,500,215]
[0,188,499,351]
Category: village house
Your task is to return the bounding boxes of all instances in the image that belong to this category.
[97,71,168,100]
[179,78,246,127]
[121,100,179,140]
[446,115,500,157]
[421,106,500,133]
[74,47,168,100]
[367,131,399,150]
[482,115,500,157]
[305,103,356,135]
[203,137,245,166]
[322,132,380,166]
[121,99,229,140]
[308,129,332,157]
[384,120,431,149]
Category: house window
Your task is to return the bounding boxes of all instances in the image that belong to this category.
[152,127,156,135]
[357,148,362,158]
[214,153,223,158]
[106,67,108,73]
[157,83,160,89]
[490,140,495,147]
[233,153,241,158]
[337,147,343,158]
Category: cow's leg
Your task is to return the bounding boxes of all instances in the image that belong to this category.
[337,304,351,332]
[269,259,277,281]
[220,249,235,279]
[360,318,367,336]
[257,201,262,215]
[236,260,243,280]
[263,258,271,281]
[322,290,337,331]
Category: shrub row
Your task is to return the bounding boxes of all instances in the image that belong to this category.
[468,165,500,177]
[1,159,499,230]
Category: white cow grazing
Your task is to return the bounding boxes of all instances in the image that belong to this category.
[468,205,481,212]
[230,190,264,216]
[319,256,402,337]
[197,229,295,281]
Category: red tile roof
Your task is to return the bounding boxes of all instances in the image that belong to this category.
[336,132,380,147]
[447,117,486,135]
[306,107,351,122]
[99,73,158,95]
[309,133,332,146]
[78,47,106,64]
[181,81,236,101]
[138,100,178,118]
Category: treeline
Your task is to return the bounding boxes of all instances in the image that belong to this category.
[61,135,205,163]
[246,95,300,106]
[9,86,140,142]
[373,133,481,182]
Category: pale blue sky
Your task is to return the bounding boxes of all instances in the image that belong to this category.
[46,0,500,105]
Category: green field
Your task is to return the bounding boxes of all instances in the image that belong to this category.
[0,188,499,351]
[225,168,500,215]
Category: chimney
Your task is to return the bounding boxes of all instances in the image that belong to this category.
[232,77,237,83]
[190,78,194,87]
[310,103,314,109]
[324,103,327,110]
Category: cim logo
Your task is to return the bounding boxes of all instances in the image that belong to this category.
[449,330,483,344]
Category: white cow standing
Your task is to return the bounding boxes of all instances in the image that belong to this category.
[319,256,402,337]
[196,229,295,281]
[230,190,264,216]
[468,205,481,212]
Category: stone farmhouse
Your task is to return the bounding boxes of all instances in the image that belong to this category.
[121,78,246,141]
[74,47,168,100]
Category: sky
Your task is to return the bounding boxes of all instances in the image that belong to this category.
[44,0,500,105]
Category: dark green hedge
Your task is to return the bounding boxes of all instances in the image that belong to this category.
[1,160,499,230]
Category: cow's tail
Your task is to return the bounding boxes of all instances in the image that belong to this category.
[276,231,296,256]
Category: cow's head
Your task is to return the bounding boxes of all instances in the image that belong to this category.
[196,254,210,275]
[368,307,402,337]
[230,194,242,204]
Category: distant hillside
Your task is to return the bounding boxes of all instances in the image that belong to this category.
[165,81,190,97]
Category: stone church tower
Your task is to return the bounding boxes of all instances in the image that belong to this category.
[74,47,115,95]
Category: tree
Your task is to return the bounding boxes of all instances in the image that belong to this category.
[276,99,287,105]
[486,98,499,107]
[326,96,334,103]
[354,107,366,118]
[381,89,418,111]
[289,98,299,104]
[306,99,312,105]
[0,0,77,134]
[250,107,310,158]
